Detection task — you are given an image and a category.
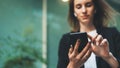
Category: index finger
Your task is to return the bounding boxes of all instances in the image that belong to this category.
[77,42,91,59]
[73,39,80,53]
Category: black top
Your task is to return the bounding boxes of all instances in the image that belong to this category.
[57,27,120,68]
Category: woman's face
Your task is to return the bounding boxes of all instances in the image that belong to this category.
[74,0,95,25]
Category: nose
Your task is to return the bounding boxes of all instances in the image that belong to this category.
[82,6,87,14]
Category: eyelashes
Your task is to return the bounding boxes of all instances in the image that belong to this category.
[75,2,93,9]
[86,2,93,7]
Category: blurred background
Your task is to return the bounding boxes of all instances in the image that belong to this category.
[0,0,119,68]
[0,0,45,68]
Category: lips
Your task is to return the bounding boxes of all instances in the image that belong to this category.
[81,15,89,19]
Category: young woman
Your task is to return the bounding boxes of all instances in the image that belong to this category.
[57,0,120,68]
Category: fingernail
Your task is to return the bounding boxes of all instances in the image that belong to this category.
[70,44,73,48]
[96,42,99,46]
[89,41,91,44]
[77,39,80,42]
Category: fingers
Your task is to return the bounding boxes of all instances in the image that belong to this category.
[73,39,80,54]
[93,34,109,47]
[92,34,104,46]
[77,42,91,60]
[68,39,80,57]
[68,45,73,56]
[100,39,109,47]
[95,35,103,45]
[80,49,92,63]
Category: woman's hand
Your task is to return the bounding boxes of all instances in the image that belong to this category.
[91,34,119,68]
[67,39,91,68]
[91,35,110,58]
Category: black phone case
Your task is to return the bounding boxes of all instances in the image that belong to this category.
[70,32,88,52]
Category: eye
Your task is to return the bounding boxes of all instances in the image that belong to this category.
[76,4,81,9]
[86,2,93,7]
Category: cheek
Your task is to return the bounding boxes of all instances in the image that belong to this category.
[74,9,80,13]
[89,7,95,14]
[76,10,83,15]
[74,11,81,17]
[88,9,95,18]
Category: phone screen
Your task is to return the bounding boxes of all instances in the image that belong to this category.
[70,32,88,52]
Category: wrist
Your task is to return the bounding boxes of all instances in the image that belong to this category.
[102,52,119,68]
[67,62,81,68]
[102,52,112,60]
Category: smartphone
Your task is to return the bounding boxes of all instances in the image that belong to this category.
[70,32,88,52]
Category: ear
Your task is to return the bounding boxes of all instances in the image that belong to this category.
[74,13,77,17]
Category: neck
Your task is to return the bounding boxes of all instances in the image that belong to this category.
[80,23,96,32]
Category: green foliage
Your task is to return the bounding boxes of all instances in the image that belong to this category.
[0,28,46,68]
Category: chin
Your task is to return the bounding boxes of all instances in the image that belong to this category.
[82,20,90,23]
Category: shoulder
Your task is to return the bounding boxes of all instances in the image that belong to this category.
[102,27,118,32]
[100,27,120,38]
[100,27,119,34]
[60,32,70,42]
[97,27,120,39]
[62,33,70,38]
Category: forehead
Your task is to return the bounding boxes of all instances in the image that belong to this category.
[74,0,93,4]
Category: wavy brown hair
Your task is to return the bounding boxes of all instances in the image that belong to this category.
[68,0,116,32]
